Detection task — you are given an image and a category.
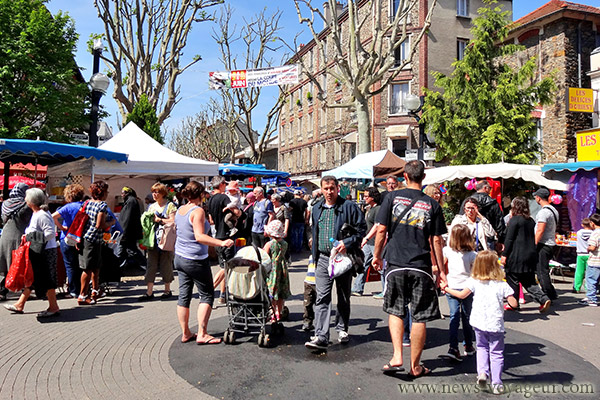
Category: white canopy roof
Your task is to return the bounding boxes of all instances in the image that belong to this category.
[422,162,569,190]
[49,122,218,179]
[322,150,388,179]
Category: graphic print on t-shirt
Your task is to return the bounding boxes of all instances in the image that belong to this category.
[391,196,432,230]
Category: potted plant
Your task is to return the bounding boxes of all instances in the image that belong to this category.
[306,91,313,102]
[296,98,302,107]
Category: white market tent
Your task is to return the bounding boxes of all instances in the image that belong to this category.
[48,122,218,208]
[49,122,218,179]
[322,150,406,179]
[422,162,569,190]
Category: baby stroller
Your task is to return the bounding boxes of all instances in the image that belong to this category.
[223,245,281,347]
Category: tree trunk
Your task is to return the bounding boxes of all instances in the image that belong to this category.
[355,96,371,154]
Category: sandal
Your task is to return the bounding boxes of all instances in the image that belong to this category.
[408,365,432,379]
[4,304,24,314]
[160,291,172,299]
[138,293,155,302]
[381,362,405,374]
[37,310,60,318]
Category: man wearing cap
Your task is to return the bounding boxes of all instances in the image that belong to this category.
[534,188,559,300]
[289,190,308,253]
[305,176,366,351]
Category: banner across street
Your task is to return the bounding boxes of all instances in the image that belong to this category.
[209,64,300,89]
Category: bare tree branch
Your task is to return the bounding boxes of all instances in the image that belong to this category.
[93,0,223,126]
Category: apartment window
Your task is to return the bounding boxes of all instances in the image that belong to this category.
[334,140,342,162]
[394,37,410,68]
[323,40,327,63]
[307,82,314,103]
[389,82,410,115]
[289,121,294,144]
[391,0,411,22]
[308,147,313,166]
[280,124,285,146]
[334,101,342,127]
[296,148,302,169]
[320,143,327,166]
[457,38,469,61]
[457,0,469,17]
[307,113,314,138]
[392,138,408,158]
[308,50,313,70]
[297,117,303,141]
[321,74,327,95]
[320,107,327,131]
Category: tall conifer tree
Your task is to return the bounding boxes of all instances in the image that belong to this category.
[422,0,555,165]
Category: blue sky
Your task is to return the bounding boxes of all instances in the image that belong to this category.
[45,0,600,139]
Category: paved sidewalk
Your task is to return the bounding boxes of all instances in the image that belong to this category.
[0,250,598,399]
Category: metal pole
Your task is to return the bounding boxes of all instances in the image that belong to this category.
[417,123,424,161]
[2,161,9,200]
[89,45,102,148]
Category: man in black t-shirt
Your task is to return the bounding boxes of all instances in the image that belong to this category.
[373,160,447,377]
[206,177,236,302]
[289,190,308,252]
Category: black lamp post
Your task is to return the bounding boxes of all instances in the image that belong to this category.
[89,39,110,147]
[404,94,426,161]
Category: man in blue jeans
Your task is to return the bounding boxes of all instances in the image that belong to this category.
[305,176,366,351]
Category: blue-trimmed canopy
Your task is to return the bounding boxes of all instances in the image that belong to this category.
[541,161,600,173]
[219,163,289,178]
[0,138,128,165]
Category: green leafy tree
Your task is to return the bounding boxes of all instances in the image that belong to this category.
[421,0,555,165]
[126,94,162,143]
[0,0,88,141]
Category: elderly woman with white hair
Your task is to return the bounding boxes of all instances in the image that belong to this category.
[3,188,60,318]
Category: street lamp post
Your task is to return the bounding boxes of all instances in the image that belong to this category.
[89,39,110,147]
[404,94,425,161]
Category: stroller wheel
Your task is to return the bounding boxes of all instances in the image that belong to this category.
[262,333,271,348]
[224,329,235,344]
[258,331,265,347]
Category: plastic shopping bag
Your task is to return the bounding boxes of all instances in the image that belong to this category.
[5,242,34,292]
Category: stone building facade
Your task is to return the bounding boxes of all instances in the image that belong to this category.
[503,0,600,163]
[279,0,512,182]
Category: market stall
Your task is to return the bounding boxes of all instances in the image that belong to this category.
[322,150,406,179]
[47,122,218,208]
[422,162,569,190]
[0,138,128,199]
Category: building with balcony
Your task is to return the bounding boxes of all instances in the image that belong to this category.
[279,0,513,183]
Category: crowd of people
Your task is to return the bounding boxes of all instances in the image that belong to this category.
[1,160,599,394]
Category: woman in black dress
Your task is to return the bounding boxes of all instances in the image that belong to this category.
[500,197,551,312]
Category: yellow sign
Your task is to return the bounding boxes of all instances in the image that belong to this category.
[577,128,600,161]
[567,87,594,113]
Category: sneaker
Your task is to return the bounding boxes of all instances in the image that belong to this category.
[445,347,462,361]
[588,302,598,307]
[519,297,526,304]
[138,293,154,302]
[351,292,362,297]
[301,322,314,332]
[338,331,349,344]
[373,292,384,299]
[464,345,476,356]
[402,341,411,347]
[492,384,505,395]
[305,337,328,350]
[476,373,487,388]
[539,299,551,313]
